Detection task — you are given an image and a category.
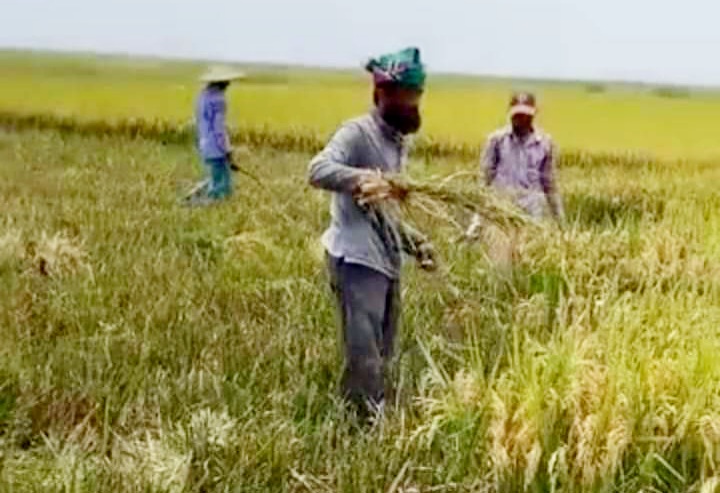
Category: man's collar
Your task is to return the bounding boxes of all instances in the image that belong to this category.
[506,126,541,145]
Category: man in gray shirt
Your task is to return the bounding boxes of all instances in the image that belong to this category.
[308,47,435,419]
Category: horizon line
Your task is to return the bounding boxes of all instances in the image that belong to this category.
[2,45,719,92]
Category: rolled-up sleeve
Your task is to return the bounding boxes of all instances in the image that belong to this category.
[308,122,367,193]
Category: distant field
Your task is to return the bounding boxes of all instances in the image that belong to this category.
[1,50,720,159]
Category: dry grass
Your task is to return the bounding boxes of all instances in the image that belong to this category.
[31,232,91,278]
[0,226,24,267]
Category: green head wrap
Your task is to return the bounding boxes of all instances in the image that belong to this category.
[365,47,426,90]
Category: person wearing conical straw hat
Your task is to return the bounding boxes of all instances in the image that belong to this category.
[308,47,437,421]
[184,66,246,206]
[466,92,564,264]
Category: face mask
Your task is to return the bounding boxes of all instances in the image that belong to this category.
[511,114,534,137]
[380,104,422,135]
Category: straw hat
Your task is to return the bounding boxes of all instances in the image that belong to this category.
[199,65,247,83]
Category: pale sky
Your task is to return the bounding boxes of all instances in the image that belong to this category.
[2,0,719,86]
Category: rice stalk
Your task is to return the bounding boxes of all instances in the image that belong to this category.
[387,175,532,231]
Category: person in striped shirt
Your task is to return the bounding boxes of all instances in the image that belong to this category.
[467,92,564,262]
[485,92,563,220]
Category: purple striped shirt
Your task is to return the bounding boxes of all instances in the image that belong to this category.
[483,126,563,219]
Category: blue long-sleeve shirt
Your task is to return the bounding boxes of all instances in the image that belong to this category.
[195,87,230,160]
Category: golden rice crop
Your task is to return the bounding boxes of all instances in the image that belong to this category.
[0,110,672,167]
[2,51,720,160]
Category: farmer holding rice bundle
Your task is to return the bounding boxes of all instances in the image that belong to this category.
[184,66,245,206]
[308,47,436,419]
[467,92,564,263]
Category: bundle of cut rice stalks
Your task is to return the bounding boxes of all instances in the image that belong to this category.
[365,172,550,345]
[384,172,535,235]
[358,170,553,278]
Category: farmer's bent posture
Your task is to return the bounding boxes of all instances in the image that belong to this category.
[185,66,245,205]
[308,47,436,417]
[467,93,564,260]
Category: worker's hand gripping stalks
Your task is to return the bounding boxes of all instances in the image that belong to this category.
[354,170,408,206]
